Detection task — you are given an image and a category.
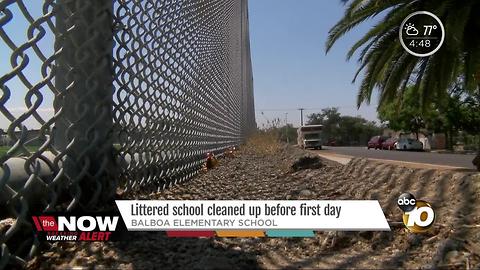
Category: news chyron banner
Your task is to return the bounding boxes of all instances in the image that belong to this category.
[115,200,390,235]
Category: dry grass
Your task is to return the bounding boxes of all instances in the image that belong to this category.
[244,131,283,156]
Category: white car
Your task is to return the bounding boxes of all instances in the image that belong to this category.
[395,138,423,151]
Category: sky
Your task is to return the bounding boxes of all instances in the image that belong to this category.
[0,1,55,130]
[248,0,381,128]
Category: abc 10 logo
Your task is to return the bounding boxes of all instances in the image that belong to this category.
[397,193,435,233]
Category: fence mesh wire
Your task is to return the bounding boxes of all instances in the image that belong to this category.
[0,0,255,267]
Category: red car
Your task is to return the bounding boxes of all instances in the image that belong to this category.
[327,139,337,146]
[381,138,397,150]
[367,136,388,150]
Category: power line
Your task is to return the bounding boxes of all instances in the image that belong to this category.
[255,105,369,112]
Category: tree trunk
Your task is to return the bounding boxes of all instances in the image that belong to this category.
[473,135,480,171]
[449,129,455,150]
[445,130,452,150]
[473,87,480,171]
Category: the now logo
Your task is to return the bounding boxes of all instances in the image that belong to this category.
[32,215,120,242]
[32,216,119,232]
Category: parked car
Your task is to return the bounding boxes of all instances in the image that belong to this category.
[367,136,388,149]
[382,138,397,150]
[327,138,337,146]
[395,138,423,151]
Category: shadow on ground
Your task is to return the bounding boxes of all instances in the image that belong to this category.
[29,232,261,269]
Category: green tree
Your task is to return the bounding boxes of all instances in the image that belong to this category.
[308,107,342,142]
[378,86,438,139]
[338,115,381,145]
[435,86,470,148]
[327,0,480,170]
[444,88,480,151]
[379,85,480,150]
[458,92,480,135]
[277,124,298,144]
[307,107,382,146]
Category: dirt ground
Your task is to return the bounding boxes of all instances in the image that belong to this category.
[27,135,480,269]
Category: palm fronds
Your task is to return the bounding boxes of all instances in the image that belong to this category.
[327,0,480,109]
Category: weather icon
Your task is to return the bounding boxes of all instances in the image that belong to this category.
[405,23,419,36]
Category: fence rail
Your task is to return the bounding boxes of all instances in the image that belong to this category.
[0,0,255,267]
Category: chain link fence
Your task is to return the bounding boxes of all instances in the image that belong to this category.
[0,0,255,267]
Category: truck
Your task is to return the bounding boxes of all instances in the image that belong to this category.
[297,125,323,150]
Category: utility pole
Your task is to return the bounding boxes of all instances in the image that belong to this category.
[298,108,305,126]
[285,113,289,144]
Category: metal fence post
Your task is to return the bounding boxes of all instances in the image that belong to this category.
[242,0,256,135]
[0,0,257,266]
[54,0,116,209]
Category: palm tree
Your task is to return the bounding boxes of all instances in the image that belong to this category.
[326,0,480,170]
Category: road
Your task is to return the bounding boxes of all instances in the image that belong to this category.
[318,146,477,170]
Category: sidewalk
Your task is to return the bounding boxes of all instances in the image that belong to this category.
[315,151,476,171]
[429,149,477,155]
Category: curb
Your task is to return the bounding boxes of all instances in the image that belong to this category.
[315,152,476,172]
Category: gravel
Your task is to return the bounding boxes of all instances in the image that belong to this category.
[27,142,480,269]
